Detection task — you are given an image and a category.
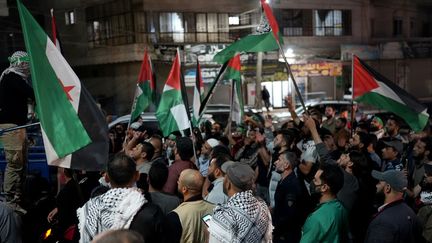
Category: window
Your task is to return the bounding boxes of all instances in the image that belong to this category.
[229,16,240,25]
[274,9,307,36]
[410,17,416,37]
[313,10,351,36]
[159,12,184,42]
[86,0,134,47]
[393,17,403,36]
[65,10,75,25]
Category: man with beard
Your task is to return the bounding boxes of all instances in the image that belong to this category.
[300,163,348,243]
[333,117,350,152]
[268,129,298,208]
[406,137,432,199]
[205,155,230,204]
[129,141,154,192]
[162,169,214,243]
[197,138,219,177]
[381,140,404,171]
[208,163,273,242]
[365,170,424,243]
[273,151,306,243]
[370,116,385,139]
[384,116,403,141]
[322,105,337,134]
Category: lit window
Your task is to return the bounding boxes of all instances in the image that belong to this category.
[65,10,75,25]
[229,16,240,25]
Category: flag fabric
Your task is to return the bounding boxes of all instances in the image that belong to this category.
[226,55,244,124]
[19,0,108,171]
[213,1,283,64]
[260,0,280,43]
[353,55,429,132]
[156,52,191,137]
[198,61,229,115]
[50,9,62,51]
[131,49,155,122]
[192,60,204,126]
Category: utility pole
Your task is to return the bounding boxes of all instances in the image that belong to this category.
[255,51,263,109]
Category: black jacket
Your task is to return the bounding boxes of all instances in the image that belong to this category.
[0,72,34,125]
[129,202,164,243]
[365,199,425,243]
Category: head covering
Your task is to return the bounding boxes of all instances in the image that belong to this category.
[130,122,141,130]
[0,51,30,81]
[383,140,403,154]
[220,161,236,173]
[225,162,255,191]
[372,170,407,192]
[372,116,384,126]
[206,138,219,148]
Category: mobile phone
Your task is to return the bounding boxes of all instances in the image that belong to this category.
[202,214,212,227]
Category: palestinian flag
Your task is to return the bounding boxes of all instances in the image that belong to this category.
[156,52,191,137]
[192,60,204,126]
[131,49,155,122]
[213,0,283,64]
[353,55,429,132]
[18,0,108,171]
[226,55,244,124]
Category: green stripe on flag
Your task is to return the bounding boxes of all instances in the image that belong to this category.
[18,0,91,157]
[213,32,280,64]
[357,92,429,132]
[131,82,152,122]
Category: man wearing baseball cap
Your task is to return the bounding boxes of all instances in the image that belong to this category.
[208,162,273,242]
[365,170,424,242]
[381,140,404,171]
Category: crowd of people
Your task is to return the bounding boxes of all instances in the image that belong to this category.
[1,50,432,243]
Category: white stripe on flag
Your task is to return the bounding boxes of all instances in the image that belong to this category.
[372,80,405,105]
[171,104,190,131]
[42,129,72,168]
[45,36,81,111]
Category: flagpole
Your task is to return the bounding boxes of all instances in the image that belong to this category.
[0,122,40,136]
[198,61,229,116]
[177,48,198,163]
[350,53,355,137]
[276,42,308,115]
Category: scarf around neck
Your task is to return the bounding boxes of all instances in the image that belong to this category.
[77,187,147,243]
[210,190,273,243]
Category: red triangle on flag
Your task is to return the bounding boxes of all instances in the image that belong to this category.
[227,55,241,71]
[137,49,155,90]
[353,55,379,99]
[165,52,181,91]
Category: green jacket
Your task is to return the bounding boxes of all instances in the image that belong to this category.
[300,199,348,243]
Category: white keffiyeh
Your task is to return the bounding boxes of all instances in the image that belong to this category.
[77,187,147,243]
[0,51,30,82]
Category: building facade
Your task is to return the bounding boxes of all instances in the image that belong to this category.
[1,0,431,115]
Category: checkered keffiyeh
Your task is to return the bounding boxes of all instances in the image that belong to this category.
[209,190,273,243]
[0,51,30,82]
[77,188,147,243]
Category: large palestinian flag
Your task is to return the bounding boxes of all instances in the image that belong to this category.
[156,52,190,136]
[353,55,429,132]
[18,0,108,170]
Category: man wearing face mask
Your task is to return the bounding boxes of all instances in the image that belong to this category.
[300,163,348,243]
[0,51,34,214]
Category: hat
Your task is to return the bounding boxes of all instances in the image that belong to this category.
[206,138,219,148]
[383,140,403,154]
[372,170,407,192]
[220,161,236,173]
[372,116,384,126]
[130,122,141,130]
[224,162,255,191]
